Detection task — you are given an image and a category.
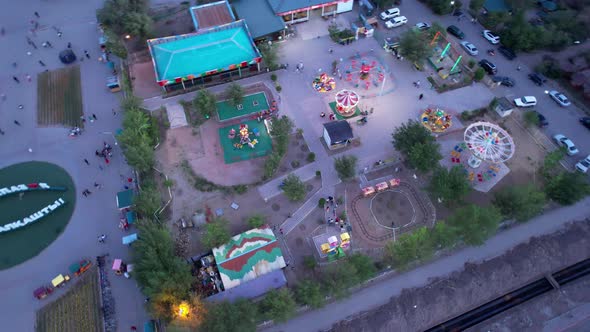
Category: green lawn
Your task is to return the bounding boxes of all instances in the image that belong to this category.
[218,120,273,164]
[0,162,75,270]
[216,92,269,121]
[37,66,83,127]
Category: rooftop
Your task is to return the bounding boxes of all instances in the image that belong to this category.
[233,0,286,39]
[206,269,287,302]
[267,0,337,14]
[147,20,261,83]
[324,120,353,143]
[190,1,235,30]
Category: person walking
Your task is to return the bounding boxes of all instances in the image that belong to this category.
[26,74,31,82]
[14,120,21,126]
[419,93,424,100]
[12,76,20,83]
[0,128,5,135]
[45,41,52,48]
[67,42,71,48]
[84,50,90,59]
[92,114,97,120]
[38,60,45,66]
[34,11,40,18]
[84,158,90,165]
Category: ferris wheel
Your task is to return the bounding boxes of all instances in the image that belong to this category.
[463,122,515,165]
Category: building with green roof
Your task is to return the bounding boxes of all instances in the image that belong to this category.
[232,0,286,40]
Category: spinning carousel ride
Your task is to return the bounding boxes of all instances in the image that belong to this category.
[463,121,515,168]
[421,107,452,133]
[344,59,385,90]
[312,73,336,92]
[335,89,360,117]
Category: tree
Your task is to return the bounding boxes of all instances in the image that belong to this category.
[174,293,207,329]
[334,155,358,180]
[428,166,471,205]
[499,12,539,51]
[473,68,485,81]
[97,0,152,37]
[225,83,244,107]
[263,153,282,179]
[407,141,442,172]
[104,29,128,59]
[259,42,280,70]
[541,149,565,177]
[545,172,590,205]
[447,204,501,245]
[259,288,297,322]
[430,222,456,249]
[133,180,161,217]
[523,110,540,127]
[282,174,306,201]
[270,115,294,139]
[201,300,258,332]
[247,214,266,228]
[124,12,153,38]
[399,29,433,64]
[383,227,434,269]
[469,0,485,11]
[392,120,433,156]
[150,291,178,323]
[193,88,217,119]
[493,185,546,221]
[347,253,377,282]
[201,218,231,249]
[118,106,157,174]
[295,280,324,308]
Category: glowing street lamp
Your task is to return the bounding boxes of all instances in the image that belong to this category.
[125,34,131,40]
[177,302,190,319]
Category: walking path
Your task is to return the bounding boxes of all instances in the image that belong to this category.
[264,196,590,332]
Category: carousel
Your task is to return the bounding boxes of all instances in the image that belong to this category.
[334,89,360,117]
[421,107,452,133]
[312,73,336,92]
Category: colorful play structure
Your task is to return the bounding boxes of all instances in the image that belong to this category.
[312,73,336,92]
[421,107,452,133]
[228,123,259,149]
[320,233,351,261]
[344,57,385,90]
[334,89,360,117]
[428,31,462,79]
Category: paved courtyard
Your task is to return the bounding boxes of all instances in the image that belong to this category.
[0,1,148,331]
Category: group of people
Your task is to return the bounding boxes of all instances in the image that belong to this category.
[95,142,113,163]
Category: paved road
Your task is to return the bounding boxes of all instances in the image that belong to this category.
[0,1,148,331]
[264,196,590,332]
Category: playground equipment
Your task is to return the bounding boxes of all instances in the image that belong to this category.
[335,89,360,117]
[421,107,452,133]
[464,122,515,169]
[428,31,463,79]
[320,233,350,260]
[230,123,259,149]
[312,73,336,92]
[344,57,386,90]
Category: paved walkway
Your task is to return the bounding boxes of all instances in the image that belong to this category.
[264,196,590,332]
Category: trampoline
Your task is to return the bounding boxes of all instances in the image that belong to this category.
[216,92,269,121]
[148,22,260,83]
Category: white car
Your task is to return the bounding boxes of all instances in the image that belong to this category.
[415,22,431,31]
[482,30,500,44]
[548,90,571,107]
[460,41,478,55]
[553,134,579,156]
[385,16,408,29]
[380,8,400,20]
[575,155,590,173]
[514,96,537,107]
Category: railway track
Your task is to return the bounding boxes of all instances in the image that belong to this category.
[351,182,435,243]
[424,257,590,332]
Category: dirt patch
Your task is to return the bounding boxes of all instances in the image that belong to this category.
[328,220,590,332]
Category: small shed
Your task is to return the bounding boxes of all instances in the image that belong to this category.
[323,120,353,150]
[116,189,134,210]
[494,97,514,118]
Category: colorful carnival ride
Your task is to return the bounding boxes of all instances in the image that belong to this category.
[334,89,360,117]
[344,58,385,90]
[464,122,515,168]
[320,233,350,261]
[421,107,452,133]
[228,123,259,149]
[312,73,336,92]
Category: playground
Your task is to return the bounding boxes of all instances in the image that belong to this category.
[426,31,473,91]
[0,162,76,270]
[218,120,273,164]
[216,92,270,122]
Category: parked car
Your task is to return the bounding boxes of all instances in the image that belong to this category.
[580,117,590,130]
[447,25,465,39]
[478,59,497,74]
[453,10,464,17]
[380,8,400,20]
[553,134,579,156]
[528,72,547,86]
[531,110,548,127]
[482,30,500,44]
[460,41,478,55]
[575,155,590,173]
[385,16,408,28]
[492,76,515,87]
[415,22,431,31]
[548,90,571,107]
[498,46,516,60]
[514,96,537,107]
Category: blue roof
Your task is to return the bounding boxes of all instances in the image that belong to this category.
[233,0,286,38]
[267,0,337,14]
[205,269,287,302]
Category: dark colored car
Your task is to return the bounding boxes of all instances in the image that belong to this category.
[453,10,464,17]
[498,46,517,60]
[59,49,76,64]
[533,111,549,127]
[528,72,547,86]
[447,25,465,39]
[492,76,515,87]
[479,59,497,75]
[580,117,590,130]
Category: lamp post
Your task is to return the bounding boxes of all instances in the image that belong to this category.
[450,1,456,15]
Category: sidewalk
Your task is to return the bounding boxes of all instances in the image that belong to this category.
[264,197,590,332]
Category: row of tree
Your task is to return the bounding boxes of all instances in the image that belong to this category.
[264,115,295,179]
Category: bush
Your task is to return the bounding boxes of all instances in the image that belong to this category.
[545,172,590,205]
[259,289,296,322]
[295,280,324,308]
[468,59,476,69]
[347,253,376,282]
[493,185,546,221]
[303,255,317,270]
[473,68,485,81]
[447,204,501,245]
[201,219,231,250]
[282,174,306,201]
[428,166,471,205]
[270,73,277,82]
[307,152,316,162]
[315,170,321,177]
[384,227,434,270]
[318,198,326,208]
[334,155,358,180]
[275,85,282,92]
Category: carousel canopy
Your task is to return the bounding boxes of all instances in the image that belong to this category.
[147,20,260,84]
[335,89,360,108]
